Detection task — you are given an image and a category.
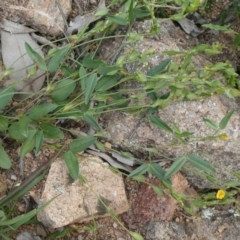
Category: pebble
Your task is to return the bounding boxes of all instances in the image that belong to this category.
[36,224,47,237]
[11,174,17,181]
[16,232,42,240]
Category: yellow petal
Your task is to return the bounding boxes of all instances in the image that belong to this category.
[219,134,230,141]
[216,190,225,200]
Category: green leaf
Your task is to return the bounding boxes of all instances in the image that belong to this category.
[152,185,164,195]
[70,135,96,153]
[84,73,98,104]
[95,75,119,91]
[150,115,173,133]
[188,154,216,173]
[151,163,165,181]
[19,116,32,138]
[147,89,158,102]
[79,66,87,91]
[20,129,37,158]
[147,58,171,76]
[176,131,194,138]
[95,141,106,152]
[127,163,148,178]
[129,231,144,240]
[8,123,26,141]
[95,8,109,17]
[0,116,8,131]
[134,8,150,18]
[107,15,127,25]
[0,208,37,226]
[34,130,44,154]
[164,156,186,179]
[0,145,11,169]
[163,50,185,55]
[128,0,134,24]
[0,87,14,110]
[224,180,239,188]
[60,65,74,77]
[202,23,236,34]
[48,45,70,72]
[132,175,146,182]
[28,103,58,120]
[97,66,121,76]
[40,123,64,139]
[27,66,37,77]
[233,34,240,55]
[82,58,104,69]
[63,151,79,180]
[219,110,234,130]
[50,79,76,103]
[83,114,101,131]
[203,118,219,130]
[25,42,47,71]
[0,232,10,240]
[0,210,6,220]
[182,53,193,69]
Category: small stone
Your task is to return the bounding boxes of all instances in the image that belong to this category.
[11,174,17,181]
[175,217,180,222]
[16,232,42,240]
[36,224,47,237]
[113,222,117,228]
[104,142,112,150]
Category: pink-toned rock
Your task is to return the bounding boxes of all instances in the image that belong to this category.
[11,0,72,36]
[37,154,129,228]
[121,173,192,229]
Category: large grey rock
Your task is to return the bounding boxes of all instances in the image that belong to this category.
[37,154,129,228]
[1,20,46,98]
[104,95,240,188]
[100,19,240,188]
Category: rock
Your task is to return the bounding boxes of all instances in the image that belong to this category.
[100,19,240,188]
[10,174,17,181]
[1,20,46,99]
[12,0,72,36]
[35,224,47,237]
[37,154,129,228]
[16,232,42,240]
[121,173,195,229]
[105,94,240,188]
[146,221,186,240]
[146,208,240,240]
[185,208,240,240]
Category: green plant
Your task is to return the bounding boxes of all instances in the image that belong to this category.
[1,0,240,238]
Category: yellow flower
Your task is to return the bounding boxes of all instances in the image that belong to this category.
[219,134,230,141]
[216,190,225,200]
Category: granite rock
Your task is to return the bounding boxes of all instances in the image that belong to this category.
[37,154,129,228]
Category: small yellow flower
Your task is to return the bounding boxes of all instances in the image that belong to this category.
[219,134,230,141]
[216,190,225,200]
